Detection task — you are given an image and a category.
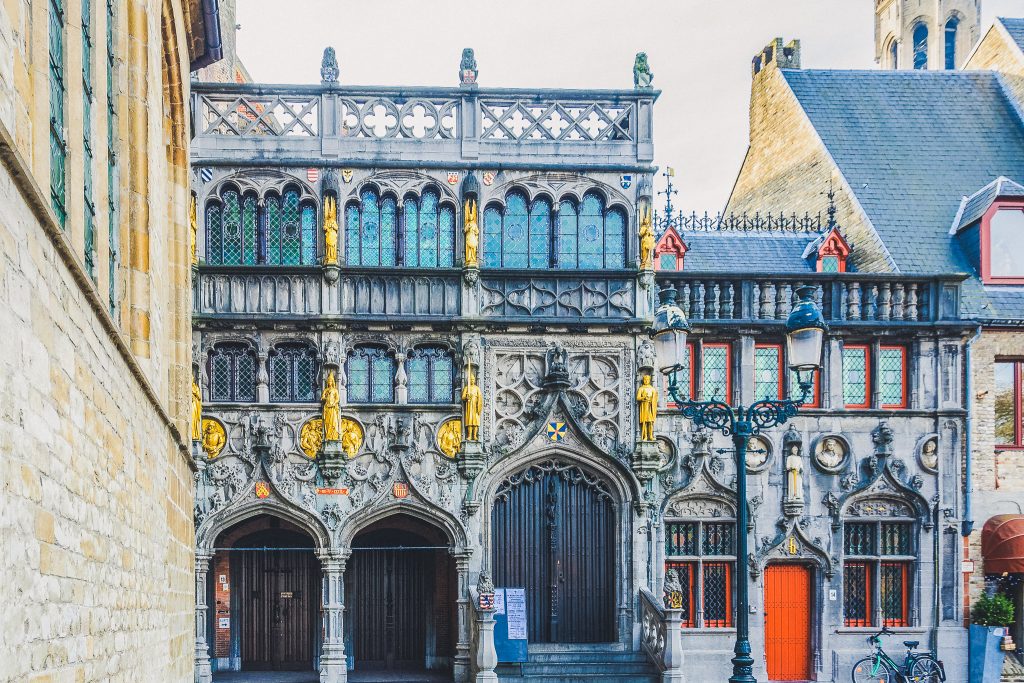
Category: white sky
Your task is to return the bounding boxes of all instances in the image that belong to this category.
[235,0,1024,212]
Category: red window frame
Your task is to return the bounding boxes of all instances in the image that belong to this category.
[843,344,871,409]
[815,228,850,273]
[701,343,733,403]
[879,345,908,409]
[880,562,910,627]
[995,359,1024,449]
[791,367,821,408]
[981,200,1024,285]
[702,562,734,628]
[754,343,784,401]
[843,561,872,627]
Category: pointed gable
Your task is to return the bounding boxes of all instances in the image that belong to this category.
[654,225,688,271]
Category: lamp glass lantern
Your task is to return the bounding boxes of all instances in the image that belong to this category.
[785,285,828,392]
[651,286,690,378]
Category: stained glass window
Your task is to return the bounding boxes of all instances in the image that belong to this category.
[205,189,261,265]
[754,345,781,401]
[208,343,257,402]
[106,0,118,314]
[790,368,820,407]
[843,518,915,627]
[82,0,95,278]
[702,344,730,401]
[843,344,869,408]
[404,191,455,268]
[659,253,677,270]
[664,517,735,628]
[913,23,928,70]
[268,344,318,402]
[482,192,552,268]
[265,189,315,265]
[49,0,67,226]
[346,189,397,267]
[879,346,906,408]
[206,203,223,265]
[555,192,626,269]
[347,346,394,403]
[407,346,455,404]
[820,255,839,273]
[665,522,698,556]
[945,17,958,70]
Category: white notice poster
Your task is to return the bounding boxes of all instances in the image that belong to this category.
[505,588,527,640]
[493,588,506,615]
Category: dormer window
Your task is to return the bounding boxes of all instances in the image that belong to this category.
[988,206,1024,281]
[654,225,687,272]
[952,178,1024,284]
[809,227,850,273]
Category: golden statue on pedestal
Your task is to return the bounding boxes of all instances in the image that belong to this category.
[191,380,203,441]
[461,363,482,441]
[639,205,655,270]
[323,195,339,265]
[322,371,342,440]
[464,199,479,268]
[636,374,658,441]
[190,195,198,265]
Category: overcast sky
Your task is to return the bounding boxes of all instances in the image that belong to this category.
[235,0,1024,212]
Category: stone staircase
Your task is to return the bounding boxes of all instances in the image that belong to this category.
[495,646,660,683]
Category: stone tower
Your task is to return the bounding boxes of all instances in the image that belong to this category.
[875,0,981,69]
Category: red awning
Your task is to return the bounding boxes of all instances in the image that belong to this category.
[982,515,1024,574]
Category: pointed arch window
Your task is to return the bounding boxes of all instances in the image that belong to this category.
[890,39,899,69]
[206,189,258,265]
[404,189,456,267]
[945,17,959,70]
[407,346,455,404]
[483,191,550,269]
[558,192,626,269]
[269,343,319,402]
[913,24,929,70]
[266,188,317,265]
[347,346,395,404]
[208,343,257,402]
[205,186,317,266]
[346,188,397,267]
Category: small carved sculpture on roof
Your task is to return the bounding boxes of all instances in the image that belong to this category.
[321,47,339,84]
[323,195,339,265]
[639,205,655,270]
[460,48,478,86]
[633,52,653,88]
[464,198,479,267]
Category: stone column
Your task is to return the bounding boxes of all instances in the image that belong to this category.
[318,549,348,683]
[453,551,472,682]
[195,551,214,683]
[662,609,686,683]
[256,349,270,403]
[474,609,499,683]
[395,352,408,404]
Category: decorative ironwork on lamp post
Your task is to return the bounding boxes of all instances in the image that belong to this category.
[649,284,827,683]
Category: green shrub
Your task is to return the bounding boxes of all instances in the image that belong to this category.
[972,592,1016,627]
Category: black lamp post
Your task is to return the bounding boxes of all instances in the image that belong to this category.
[650,284,827,683]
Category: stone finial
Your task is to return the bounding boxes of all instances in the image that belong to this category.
[459,47,478,86]
[321,47,339,84]
[633,52,653,88]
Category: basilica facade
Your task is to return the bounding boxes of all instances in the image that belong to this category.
[188,51,974,683]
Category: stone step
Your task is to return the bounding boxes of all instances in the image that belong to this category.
[496,675,659,683]
[510,650,650,663]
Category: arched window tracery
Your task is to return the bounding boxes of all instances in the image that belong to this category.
[208,342,257,402]
[268,343,319,402]
[265,187,317,265]
[404,189,456,268]
[347,345,395,404]
[205,183,317,265]
[663,496,736,628]
[346,188,397,267]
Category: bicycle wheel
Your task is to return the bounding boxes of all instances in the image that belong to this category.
[852,656,894,683]
[908,656,944,683]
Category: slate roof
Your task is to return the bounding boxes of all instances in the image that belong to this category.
[782,68,1024,322]
[999,17,1024,53]
[951,177,1024,233]
[679,230,815,273]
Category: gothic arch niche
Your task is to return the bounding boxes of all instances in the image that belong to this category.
[487,455,622,644]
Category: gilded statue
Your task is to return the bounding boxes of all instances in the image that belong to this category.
[636,374,658,441]
[322,371,342,441]
[437,419,462,458]
[189,195,198,264]
[340,418,363,457]
[464,199,479,268]
[201,419,226,459]
[461,366,482,441]
[639,205,655,270]
[191,380,203,441]
[323,195,339,265]
[299,418,324,459]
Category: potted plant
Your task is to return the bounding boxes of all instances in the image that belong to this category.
[970,592,1016,683]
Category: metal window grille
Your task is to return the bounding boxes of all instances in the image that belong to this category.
[754,345,781,401]
[659,253,677,270]
[664,562,695,627]
[346,189,397,267]
[48,0,67,226]
[879,346,906,407]
[268,345,318,402]
[842,345,868,407]
[664,520,735,629]
[843,561,871,627]
[880,522,912,555]
[702,344,730,401]
[702,562,732,627]
[880,562,909,626]
[665,522,698,556]
[844,523,876,555]
[347,347,394,404]
[701,522,734,556]
[208,344,257,402]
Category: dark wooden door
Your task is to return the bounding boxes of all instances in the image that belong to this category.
[349,548,433,670]
[764,564,812,681]
[492,460,616,643]
[236,548,319,671]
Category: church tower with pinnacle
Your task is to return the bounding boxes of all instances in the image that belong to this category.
[875,0,981,70]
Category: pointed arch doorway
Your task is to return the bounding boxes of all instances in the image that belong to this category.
[346,514,457,677]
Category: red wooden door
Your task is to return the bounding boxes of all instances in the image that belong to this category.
[764,564,811,681]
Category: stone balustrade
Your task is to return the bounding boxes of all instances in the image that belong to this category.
[640,588,686,683]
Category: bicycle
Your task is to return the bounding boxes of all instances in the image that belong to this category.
[851,626,946,683]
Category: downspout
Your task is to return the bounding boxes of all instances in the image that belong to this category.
[962,325,982,537]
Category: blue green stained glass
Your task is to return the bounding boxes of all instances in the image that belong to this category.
[265,195,282,264]
[754,346,781,400]
[206,203,222,264]
[529,197,551,268]
[242,195,257,265]
[82,0,94,276]
[578,193,604,269]
[359,190,379,266]
[49,0,66,226]
[407,355,428,403]
[557,200,579,267]
[702,345,729,400]
[438,205,454,267]
[504,193,529,268]
[404,199,419,265]
[380,197,397,267]
[419,190,438,267]
[483,206,502,268]
[660,253,677,270]
[879,347,906,407]
[349,189,397,267]
[300,204,316,264]
[280,190,302,265]
[345,204,360,264]
[106,0,117,314]
[220,191,242,264]
[820,255,840,273]
[843,346,869,406]
[408,347,454,404]
[604,207,626,268]
[348,347,394,403]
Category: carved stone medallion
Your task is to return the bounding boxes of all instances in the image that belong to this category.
[746,435,771,473]
[813,435,848,473]
[340,418,364,458]
[918,437,938,472]
[201,418,227,459]
[437,419,462,459]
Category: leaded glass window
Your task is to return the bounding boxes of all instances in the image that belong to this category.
[702,344,730,401]
[556,192,626,269]
[843,518,915,627]
[664,516,735,628]
[346,189,397,267]
[49,0,67,226]
[789,368,820,407]
[106,0,118,315]
[407,346,454,404]
[266,188,316,265]
[404,190,455,268]
[843,344,870,408]
[879,346,907,408]
[347,346,394,403]
[659,253,677,270]
[820,255,840,273]
[913,24,928,70]
[268,344,318,402]
[754,345,782,401]
[208,343,257,402]
[82,0,95,278]
[945,17,958,70]
[206,189,258,265]
[483,192,552,268]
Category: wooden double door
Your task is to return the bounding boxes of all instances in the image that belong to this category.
[235,547,320,671]
[491,460,617,643]
[764,564,812,681]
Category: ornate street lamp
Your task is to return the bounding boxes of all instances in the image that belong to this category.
[651,284,826,683]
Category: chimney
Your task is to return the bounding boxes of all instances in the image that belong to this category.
[752,38,802,77]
